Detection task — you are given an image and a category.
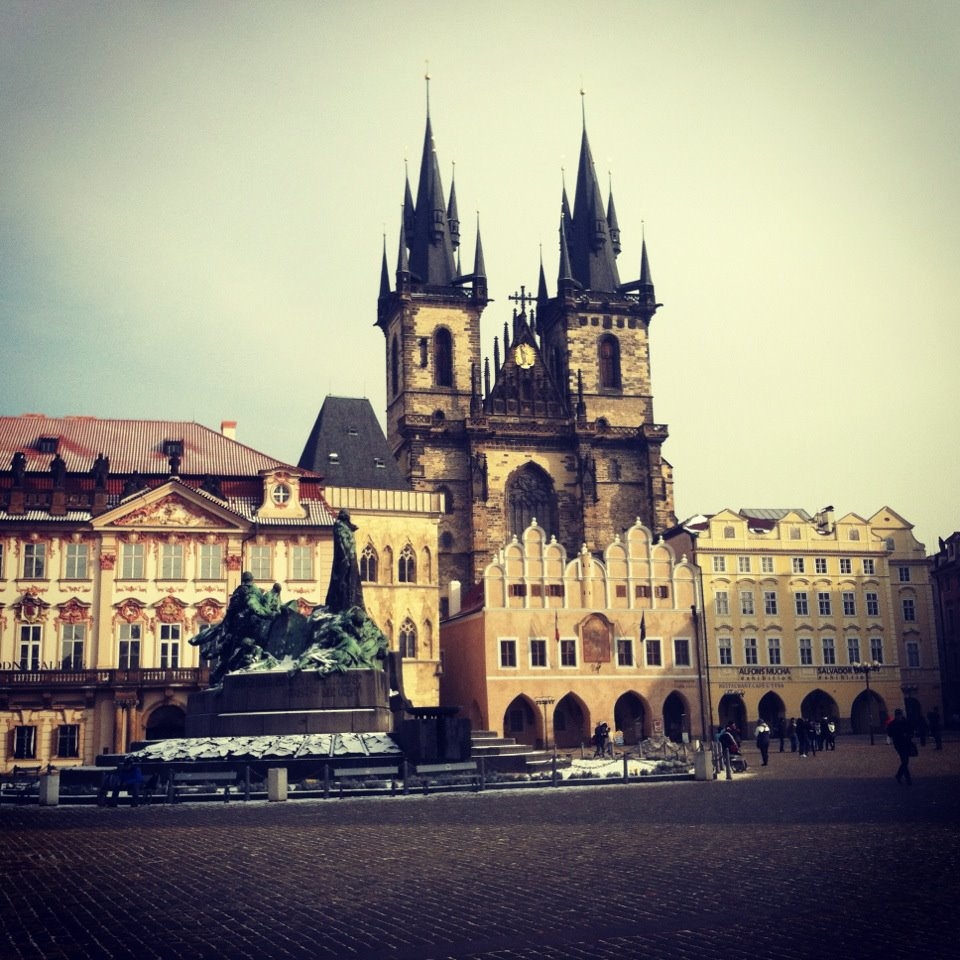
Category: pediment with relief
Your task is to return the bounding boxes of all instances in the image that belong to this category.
[114,493,225,529]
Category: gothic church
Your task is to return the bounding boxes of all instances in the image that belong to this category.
[376,94,676,598]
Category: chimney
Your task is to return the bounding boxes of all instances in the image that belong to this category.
[448,580,462,618]
[221,420,237,441]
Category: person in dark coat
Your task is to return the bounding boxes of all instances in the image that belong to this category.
[755,719,771,766]
[927,707,943,750]
[887,708,914,785]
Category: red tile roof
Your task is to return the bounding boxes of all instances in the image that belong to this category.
[0,415,312,478]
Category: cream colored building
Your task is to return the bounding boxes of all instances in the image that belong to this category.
[1,414,442,772]
[667,506,938,735]
[440,520,706,749]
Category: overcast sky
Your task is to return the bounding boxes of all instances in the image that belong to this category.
[1,1,957,553]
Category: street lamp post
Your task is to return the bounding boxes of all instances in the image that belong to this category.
[853,661,882,745]
[534,697,555,752]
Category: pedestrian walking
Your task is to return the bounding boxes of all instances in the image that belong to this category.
[755,719,771,766]
[887,708,915,785]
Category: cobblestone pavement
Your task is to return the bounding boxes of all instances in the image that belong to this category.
[2,737,958,960]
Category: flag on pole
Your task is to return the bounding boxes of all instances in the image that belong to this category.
[555,609,560,643]
[640,613,647,642]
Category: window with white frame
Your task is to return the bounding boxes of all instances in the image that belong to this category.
[799,636,813,665]
[118,623,141,669]
[763,591,778,615]
[839,558,852,574]
[120,541,145,579]
[291,544,313,580]
[817,592,832,616]
[13,725,37,760]
[822,637,836,665]
[159,624,181,669]
[617,638,633,667]
[898,566,911,583]
[792,557,805,574]
[160,542,184,580]
[249,544,272,581]
[23,542,46,578]
[744,637,758,665]
[61,623,85,670]
[674,638,691,667]
[57,724,80,758]
[767,637,781,665]
[645,638,661,667]
[761,556,774,573]
[866,592,880,617]
[64,542,89,579]
[715,591,729,616]
[712,556,726,573]
[737,556,751,573]
[902,598,916,622]
[740,590,755,616]
[795,592,809,616]
[863,558,875,575]
[842,592,856,616]
[19,624,42,670]
[198,543,223,580]
[560,639,577,667]
[718,637,733,665]
[847,637,860,663]
[870,637,884,663]
[815,557,827,574]
[530,638,548,667]
[906,641,920,668]
[399,619,417,658]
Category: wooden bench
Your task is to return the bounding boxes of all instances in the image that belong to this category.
[327,764,400,798]
[167,770,246,803]
[410,760,478,794]
[0,765,43,805]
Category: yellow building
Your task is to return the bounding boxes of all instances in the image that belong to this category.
[666,506,938,736]
[1,413,441,772]
[440,520,705,749]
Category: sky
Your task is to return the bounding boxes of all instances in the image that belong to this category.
[1,0,958,553]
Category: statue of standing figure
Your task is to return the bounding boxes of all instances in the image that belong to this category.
[325,509,365,613]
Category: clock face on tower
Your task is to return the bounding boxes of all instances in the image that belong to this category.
[514,343,535,369]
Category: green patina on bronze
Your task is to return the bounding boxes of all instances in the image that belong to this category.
[190,509,387,686]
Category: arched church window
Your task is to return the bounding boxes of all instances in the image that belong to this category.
[505,463,558,541]
[399,618,418,658]
[434,328,453,387]
[398,543,417,583]
[599,334,621,390]
[359,543,378,583]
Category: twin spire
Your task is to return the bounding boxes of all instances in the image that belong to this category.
[380,83,655,313]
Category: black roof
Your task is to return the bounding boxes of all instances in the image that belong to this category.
[298,397,410,491]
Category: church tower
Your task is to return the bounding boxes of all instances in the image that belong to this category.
[378,90,675,594]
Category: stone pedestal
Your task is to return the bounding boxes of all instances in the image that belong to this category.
[267,767,287,802]
[186,668,394,738]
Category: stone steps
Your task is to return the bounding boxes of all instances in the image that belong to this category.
[470,730,569,774]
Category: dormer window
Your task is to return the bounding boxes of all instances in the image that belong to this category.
[348,426,359,437]
[162,439,183,458]
[37,436,58,454]
[374,457,385,468]
[328,452,339,464]
[271,484,291,505]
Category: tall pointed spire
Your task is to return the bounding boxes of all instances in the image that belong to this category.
[379,233,390,299]
[566,90,621,293]
[447,162,460,250]
[407,73,457,286]
[607,172,621,256]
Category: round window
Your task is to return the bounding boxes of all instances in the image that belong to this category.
[271,484,291,505]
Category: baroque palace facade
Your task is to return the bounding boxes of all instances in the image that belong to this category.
[376,91,706,746]
[0,414,441,772]
[668,506,939,735]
